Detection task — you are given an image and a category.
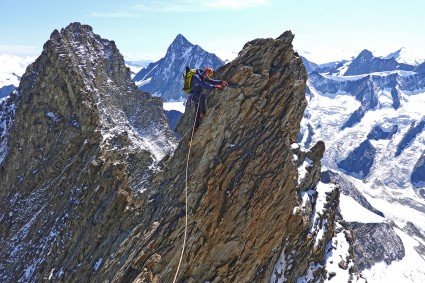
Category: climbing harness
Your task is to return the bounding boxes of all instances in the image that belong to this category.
[172,102,200,283]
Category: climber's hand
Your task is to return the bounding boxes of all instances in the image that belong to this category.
[221,80,229,87]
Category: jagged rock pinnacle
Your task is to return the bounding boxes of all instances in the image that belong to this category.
[0,27,348,283]
[0,22,175,282]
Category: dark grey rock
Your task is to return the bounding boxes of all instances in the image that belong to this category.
[348,222,405,271]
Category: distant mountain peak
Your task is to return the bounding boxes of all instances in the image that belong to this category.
[343,48,413,76]
[385,47,425,66]
[172,33,191,45]
[357,49,374,59]
[133,34,224,101]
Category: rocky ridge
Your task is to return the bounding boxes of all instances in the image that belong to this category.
[0,24,360,282]
[0,22,176,282]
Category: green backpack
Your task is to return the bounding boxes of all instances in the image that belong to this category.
[182,66,197,94]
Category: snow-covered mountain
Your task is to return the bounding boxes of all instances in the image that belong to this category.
[133,34,224,101]
[300,49,425,281]
[385,47,425,66]
[301,52,425,193]
[302,48,425,77]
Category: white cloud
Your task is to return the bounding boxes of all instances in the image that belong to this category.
[0,45,40,57]
[0,54,36,75]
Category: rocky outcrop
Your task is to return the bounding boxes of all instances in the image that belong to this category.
[0,24,353,283]
[0,22,176,282]
[347,222,405,271]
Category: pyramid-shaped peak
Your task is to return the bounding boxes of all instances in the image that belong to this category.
[175,33,187,40]
[165,34,196,56]
[357,49,374,58]
[172,34,192,46]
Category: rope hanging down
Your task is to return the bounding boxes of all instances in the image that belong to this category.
[172,102,200,283]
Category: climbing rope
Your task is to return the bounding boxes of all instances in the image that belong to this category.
[172,102,200,283]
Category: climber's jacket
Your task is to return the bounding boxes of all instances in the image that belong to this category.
[190,69,223,94]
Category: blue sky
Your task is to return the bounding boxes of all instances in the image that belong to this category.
[1,0,425,63]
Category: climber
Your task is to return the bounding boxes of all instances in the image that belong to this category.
[188,67,228,131]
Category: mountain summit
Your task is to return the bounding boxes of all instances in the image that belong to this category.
[344,49,414,76]
[0,22,177,281]
[385,47,425,66]
[133,34,224,101]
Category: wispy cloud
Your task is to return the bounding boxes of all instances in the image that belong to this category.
[134,1,199,12]
[133,0,270,12]
[87,0,270,18]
